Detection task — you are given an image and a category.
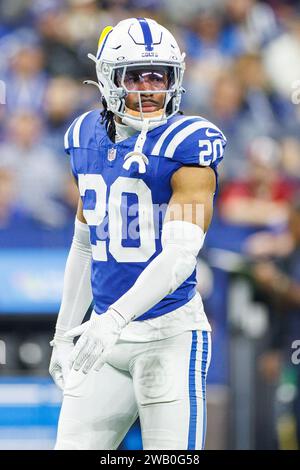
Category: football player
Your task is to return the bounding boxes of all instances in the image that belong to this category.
[49,18,226,450]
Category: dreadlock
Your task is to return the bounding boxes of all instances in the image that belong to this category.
[100,98,116,142]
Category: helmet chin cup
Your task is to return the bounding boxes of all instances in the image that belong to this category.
[124,107,164,119]
[121,106,167,131]
[121,114,167,131]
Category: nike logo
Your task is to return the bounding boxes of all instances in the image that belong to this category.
[205,128,221,138]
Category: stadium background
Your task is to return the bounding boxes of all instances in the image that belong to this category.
[0,0,300,450]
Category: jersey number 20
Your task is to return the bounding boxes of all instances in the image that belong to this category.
[78,174,156,263]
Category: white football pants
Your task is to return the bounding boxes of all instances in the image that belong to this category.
[55,329,211,450]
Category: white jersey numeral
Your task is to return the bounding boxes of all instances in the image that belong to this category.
[78,174,107,261]
[199,138,223,166]
[78,174,156,263]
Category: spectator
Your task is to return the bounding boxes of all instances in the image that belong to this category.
[182,5,240,111]
[263,13,300,99]
[219,136,296,228]
[0,111,72,227]
[204,71,261,179]
[234,53,297,137]
[35,5,86,78]
[5,41,48,114]
[225,0,279,52]
[43,76,82,152]
[252,198,300,448]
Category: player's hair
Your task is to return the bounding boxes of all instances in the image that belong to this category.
[100,97,116,142]
[100,97,184,143]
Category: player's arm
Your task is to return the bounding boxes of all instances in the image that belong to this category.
[54,197,92,335]
[165,165,215,230]
[66,166,216,374]
[109,165,216,319]
[55,197,92,335]
[76,196,88,223]
[49,196,93,389]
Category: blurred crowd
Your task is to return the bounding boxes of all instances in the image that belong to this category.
[1,0,300,449]
[0,0,300,228]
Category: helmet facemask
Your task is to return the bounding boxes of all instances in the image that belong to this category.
[94,60,185,130]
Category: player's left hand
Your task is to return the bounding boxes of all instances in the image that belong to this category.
[65,309,127,374]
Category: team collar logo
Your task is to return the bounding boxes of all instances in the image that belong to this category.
[123,151,149,174]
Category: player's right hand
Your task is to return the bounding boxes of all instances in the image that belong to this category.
[65,309,127,374]
[49,336,74,391]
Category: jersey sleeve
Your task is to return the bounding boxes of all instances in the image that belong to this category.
[63,117,79,180]
[169,119,227,170]
[63,110,100,180]
[63,117,79,156]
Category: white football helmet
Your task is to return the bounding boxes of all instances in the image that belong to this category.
[87,18,186,131]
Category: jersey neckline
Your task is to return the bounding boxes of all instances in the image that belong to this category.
[100,113,183,147]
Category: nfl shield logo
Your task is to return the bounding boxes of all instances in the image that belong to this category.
[107,148,117,161]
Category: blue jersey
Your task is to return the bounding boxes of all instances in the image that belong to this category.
[64,110,226,321]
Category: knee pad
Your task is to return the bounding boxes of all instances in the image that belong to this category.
[134,352,179,405]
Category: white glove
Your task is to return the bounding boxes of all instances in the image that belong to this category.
[49,333,74,390]
[65,309,127,375]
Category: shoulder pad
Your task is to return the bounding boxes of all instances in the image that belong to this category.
[150,115,226,169]
[64,109,102,154]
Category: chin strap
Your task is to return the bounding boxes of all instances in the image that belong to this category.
[132,119,151,154]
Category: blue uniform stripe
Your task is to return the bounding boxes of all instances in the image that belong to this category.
[188,330,209,450]
[137,17,154,51]
[68,119,78,148]
[157,118,202,156]
[188,330,198,449]
[201,331,209,450]
[64,117,79,153]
